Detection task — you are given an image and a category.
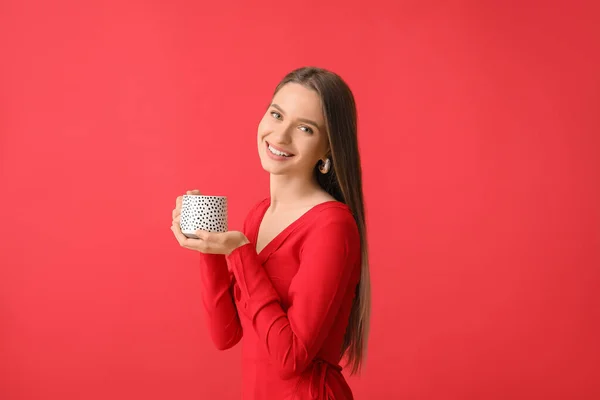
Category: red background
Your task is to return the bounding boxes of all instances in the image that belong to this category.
[1,1,599,399]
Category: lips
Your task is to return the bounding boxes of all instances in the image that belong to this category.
[266,141,295,157]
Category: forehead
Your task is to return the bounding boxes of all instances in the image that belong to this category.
[272,83,324,122]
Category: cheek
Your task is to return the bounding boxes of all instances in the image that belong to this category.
[316,134,329,155]
[257,115,271,138]
[297,137,327,165]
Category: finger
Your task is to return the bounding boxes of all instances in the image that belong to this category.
[176,195,182,209]
[170,224,184,246]
[194,229,212,241]
[172,208,179,219]
[194,230,224,253]
[174,215,180,225]
[172,223,206,252]
[187,189,201,195]
[171,223,192,247]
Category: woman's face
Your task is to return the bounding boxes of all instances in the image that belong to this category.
[257,83,329,178]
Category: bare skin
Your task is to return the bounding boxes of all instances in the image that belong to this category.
[254,83,336,253]
[171,83,335,255]
[255,192,334,255]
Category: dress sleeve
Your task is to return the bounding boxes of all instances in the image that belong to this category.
[196,198,267,350]
[197,252,243,350]
[225,209,361,379]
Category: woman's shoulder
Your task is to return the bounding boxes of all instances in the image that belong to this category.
[309,200,356,228]
[247,197,270,215]
[241,197,270,233]
[300,201,360,256]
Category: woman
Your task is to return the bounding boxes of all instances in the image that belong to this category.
[171,66,370,399]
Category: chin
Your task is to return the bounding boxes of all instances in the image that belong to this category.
[260,160,287,175]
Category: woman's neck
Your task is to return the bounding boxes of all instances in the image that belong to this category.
[268,173,321,211]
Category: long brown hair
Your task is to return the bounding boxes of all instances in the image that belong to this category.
[272,67,371,374]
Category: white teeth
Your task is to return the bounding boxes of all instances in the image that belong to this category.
[268,144,291,157]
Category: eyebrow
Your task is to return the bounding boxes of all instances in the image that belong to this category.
[270,103,321,129]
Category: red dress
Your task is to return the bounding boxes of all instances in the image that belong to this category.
[198,198,361,399]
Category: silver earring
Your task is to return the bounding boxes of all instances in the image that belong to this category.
[319,158,331,174]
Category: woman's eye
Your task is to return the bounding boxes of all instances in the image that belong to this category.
[270,111,282,120]
[299,126,314,134]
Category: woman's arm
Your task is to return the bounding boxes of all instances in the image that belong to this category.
[225,208,360,379]
[195,198,267,350]
[198,253,243,350]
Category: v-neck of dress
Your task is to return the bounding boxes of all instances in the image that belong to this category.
[253,199,340,261]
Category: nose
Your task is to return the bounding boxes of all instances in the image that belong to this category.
[269,123,293,145]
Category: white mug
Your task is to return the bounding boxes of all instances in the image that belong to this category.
[180,195,228,238]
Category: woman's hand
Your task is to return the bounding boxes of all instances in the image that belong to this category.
[171,189,250,254]
[172,227,250,255]
[171,189,201,228]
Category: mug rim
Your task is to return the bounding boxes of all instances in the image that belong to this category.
[182,194,227,199]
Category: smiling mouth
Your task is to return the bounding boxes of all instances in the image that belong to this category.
[266,142,294,157]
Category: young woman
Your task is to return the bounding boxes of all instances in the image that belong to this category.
[171,66,370,400]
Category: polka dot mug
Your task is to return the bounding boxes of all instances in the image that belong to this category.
[180,195,228,238]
